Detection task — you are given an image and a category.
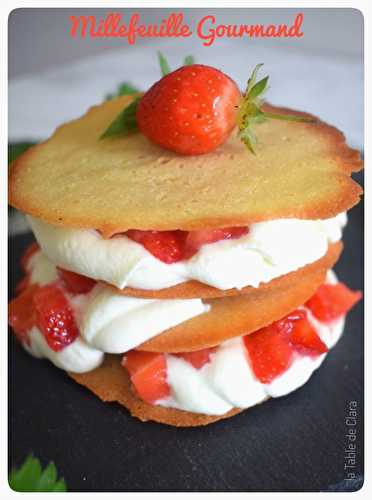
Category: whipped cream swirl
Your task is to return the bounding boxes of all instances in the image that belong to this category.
[28,213,346,291]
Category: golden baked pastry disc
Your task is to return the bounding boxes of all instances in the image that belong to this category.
[9,97,362,237]
[138,242,341,353]
[70,355,243,427]
[70,247,341,426]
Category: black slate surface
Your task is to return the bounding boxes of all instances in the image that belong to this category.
[8,177,364,492]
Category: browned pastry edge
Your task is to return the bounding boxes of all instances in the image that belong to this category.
[69,355,245,427]
[138,242,342,352]
[111,242,342,299]
[9,101,362,238]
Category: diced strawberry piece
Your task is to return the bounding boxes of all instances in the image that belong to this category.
[33,284,79,352]
[289,315,328,355]
[184,227,249,259]
[244,308,330,383]
[126,230,186,264]
[275,309,307,334]
[306,283,362,323]
[122,351,170,403]
[8,285,39,344]
[175,347,216,369]
[244,323,293,384]
[58,268,96,294]
[125,226,248,263]
[20,242,40,272]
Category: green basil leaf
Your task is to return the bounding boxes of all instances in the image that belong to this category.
[100,97,140,140]
[105,82,141,101]
[183,55,195,66]
[36,462,58,490]
[158,51,171,76]
[9,454,67,492]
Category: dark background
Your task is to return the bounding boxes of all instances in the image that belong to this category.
[8,171,364,492]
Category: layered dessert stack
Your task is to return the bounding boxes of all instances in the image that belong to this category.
[9,64,362,426]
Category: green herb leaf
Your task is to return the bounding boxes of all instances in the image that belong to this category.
[238,64,315,153]
[37,462,58,490]
[158,51,171,76]
[51,479,68,492]
[8,142,36,165]
[105,82,140,101]
[9,454,67,492]
[183,55,195,66]
[100,97,140,140]
[158,52,196,76]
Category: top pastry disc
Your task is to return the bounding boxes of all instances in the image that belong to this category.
[9,96,362,237]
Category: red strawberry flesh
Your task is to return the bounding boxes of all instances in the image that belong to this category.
[58,267,96,294]
[289,314,328,355]
[244,322,293,384]
[175,347,216,369]
[33,284,79,352]
[125,226,248,263]
[126,230,186,264]
[136,64,241,155]
[123,351,170,403]
[306,283,361,322]
[244,308,329,383]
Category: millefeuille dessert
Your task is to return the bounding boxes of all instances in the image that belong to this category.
[8,62,362,426]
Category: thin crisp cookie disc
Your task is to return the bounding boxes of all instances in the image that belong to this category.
[111,242,341,299]
[138,242,341,353]
[9,97,362,237]
[70,355,243,427]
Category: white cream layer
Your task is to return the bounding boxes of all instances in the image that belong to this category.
[23,251,209,372]
[21,252,346,415]
[28,213,346,291]
[24,326,104,374]
[158,307,345,416]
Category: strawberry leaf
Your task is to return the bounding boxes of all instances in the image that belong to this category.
[248,76,269,100]
[263,111,314,122]
[240,127,258,154]
[238,64,315,153]
[100,97,140,139]
[246,63,263,95]
[158,51,171,76]
[9,454,67,492]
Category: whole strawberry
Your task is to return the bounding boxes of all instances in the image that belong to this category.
[136,64,241,155]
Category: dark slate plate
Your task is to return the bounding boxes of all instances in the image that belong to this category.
[8,175,364,492]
